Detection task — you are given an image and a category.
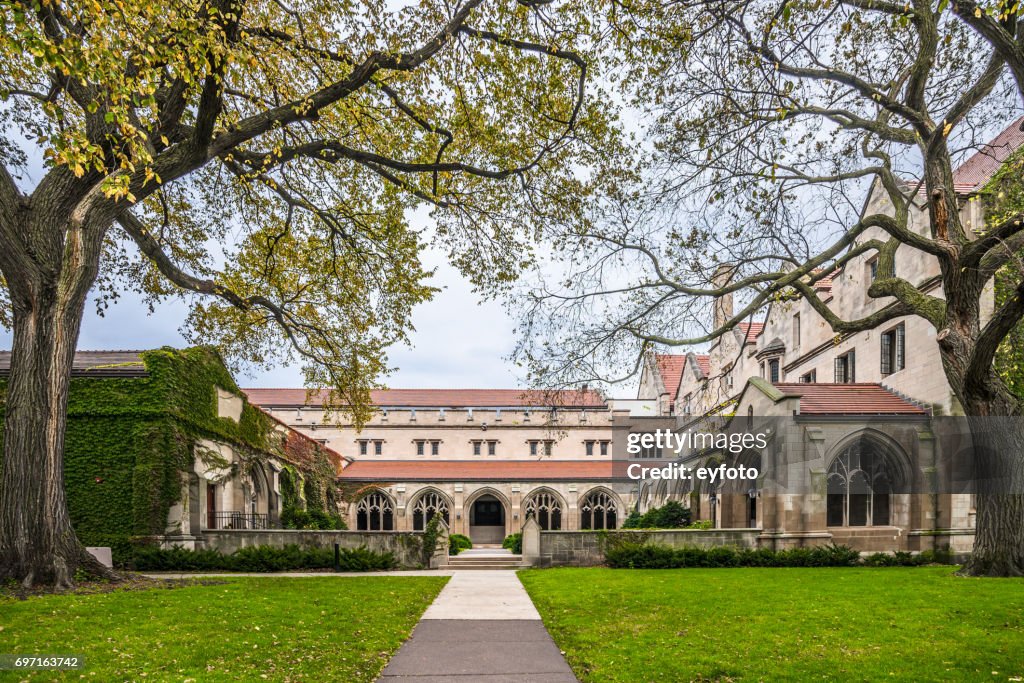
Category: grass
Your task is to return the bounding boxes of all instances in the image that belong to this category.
[0,576,447,682]
[520,567,1024,682]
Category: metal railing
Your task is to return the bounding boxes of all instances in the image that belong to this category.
[209,511,271,530]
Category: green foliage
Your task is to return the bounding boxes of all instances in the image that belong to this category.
[0,347,345,562]
[131,543,396,572]
[604,542,867,569]
[419,514,445,565]
[503,533,523,554]
[449,534,473,556]
[621,501,692,529]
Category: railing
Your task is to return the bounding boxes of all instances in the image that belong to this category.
[209,511,271,530]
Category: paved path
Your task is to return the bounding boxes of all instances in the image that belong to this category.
[142,570,455,578]
[378,569,578,682]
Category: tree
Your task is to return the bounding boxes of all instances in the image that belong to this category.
[0,0,619,587]
[516,0,1024,575]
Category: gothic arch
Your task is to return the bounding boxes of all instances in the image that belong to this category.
[579,487,621,530]
[825,429,911,528]
[408,487,452,531]
[522,487,567,530]
[354,488,395,531]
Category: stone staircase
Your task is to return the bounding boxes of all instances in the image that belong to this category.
[446,547,528,570]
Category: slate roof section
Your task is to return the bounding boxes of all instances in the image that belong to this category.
[772,382,927,415]
[244,387,607,409]
[0,350,148,377]
[337,459,616,481]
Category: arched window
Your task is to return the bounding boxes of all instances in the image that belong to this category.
[524,490,563,530]
[827,439,904,527]
[580,490,618,530]
[412,490,449,530]
[356,490,394,531]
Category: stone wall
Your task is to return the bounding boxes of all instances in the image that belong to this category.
[527,527,761,567]
[194,529,447,569]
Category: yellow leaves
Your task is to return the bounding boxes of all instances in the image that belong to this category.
[975,6,983,16]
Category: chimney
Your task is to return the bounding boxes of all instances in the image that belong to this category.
[712,264,734,330]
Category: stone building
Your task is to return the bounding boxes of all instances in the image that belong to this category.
[633,118,1024,554]
[243,388,636,544]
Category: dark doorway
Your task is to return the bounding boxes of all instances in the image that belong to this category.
[469,494,506,544]
[206,484,216,529]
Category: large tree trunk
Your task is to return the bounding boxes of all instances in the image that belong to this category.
[0,212,117,589]
[960,410,1024,577]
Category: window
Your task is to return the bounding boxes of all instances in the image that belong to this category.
[528,440,554,456]
[827,439,904,527]
[524,490,563,530]
[374,440,383,455]
[359,441,368,456]
[768,359,780,383]
[635,434,662,459]
[544,440,553,456]
[473,441,482,456]
[683,393,692,415]
[356,490,394,530]
[800,370,816,383]
[580,490,618,530]
[834,350,856,383]
[530,441,538,456]
[793,313,801,347]
[416,440,425,456]
[585,441,595,456]
[431,440,439,456]
[488,440,496,456]
[600,441,609,456]
[880,323,906,375]
[474,440,497,456]
[412,490,449,530]
[867,256,879,282]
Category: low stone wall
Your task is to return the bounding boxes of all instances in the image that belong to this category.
[528,527,761,567]
[193,529,447,569]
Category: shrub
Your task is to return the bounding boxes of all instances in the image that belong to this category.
[131,544,396,572]
[604,542,913,569]
[621,501,693,529]
[449,534,473,556]
[503,533,523,554]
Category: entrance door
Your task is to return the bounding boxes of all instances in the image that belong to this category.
[469,495,505,544]
[206,484,217,529]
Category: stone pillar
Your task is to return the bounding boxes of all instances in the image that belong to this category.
[521,517,541,565]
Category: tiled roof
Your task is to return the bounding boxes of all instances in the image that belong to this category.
[244,387,607,409]
[0,350,148,377]
[738,322,764,343]
[694,354,710,376]
[337,460,616,481]
[951,116,1024,193]
[772,383,927,415]
[654,354,686,396]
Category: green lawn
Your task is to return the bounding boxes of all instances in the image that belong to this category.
[0,576,447,682]
[520,567,1024,682]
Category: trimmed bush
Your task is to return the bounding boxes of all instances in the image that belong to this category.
[449,534,473,555]
[621,501,693,529]
[503,533,523,554]
[132,543,396,572]
[605,543,877,569]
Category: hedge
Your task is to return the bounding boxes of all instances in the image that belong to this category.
[132,544,397,572]
[449,534,472,555]
[503,533,522,554]
[604,542,945,569]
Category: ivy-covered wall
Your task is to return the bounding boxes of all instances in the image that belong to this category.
[0,346,343,560]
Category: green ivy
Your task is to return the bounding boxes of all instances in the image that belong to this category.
[0,346,345,562]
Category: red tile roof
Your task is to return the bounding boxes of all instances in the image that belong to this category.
[772,383,927,415]
[338,460,615,481]
[654,354,686,396]
[951,116,1024,193]
[739,322,764,343]
[694,354,710,376]
[243,387,606,409]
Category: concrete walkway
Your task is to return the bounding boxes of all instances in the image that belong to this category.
[378,570,578,682]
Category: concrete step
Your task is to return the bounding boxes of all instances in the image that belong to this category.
[449,555,523,563]
[445,563,530,570]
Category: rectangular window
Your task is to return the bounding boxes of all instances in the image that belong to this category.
[374,441,382,456]
[359,441,368,456]
[585,441,594,456]
[768,359,780,383]
[473,441,481,456]
[793,313,801,347]
[529,441,538,456]
[544,441,553,456]
[600,441,609,456]
[867,257,879,282]
[416,440,425,456]
[431,440,440,456]
[800,370,816,383]
[488,441,496,456]
[881,323,906,375]
[834,350,856,383]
